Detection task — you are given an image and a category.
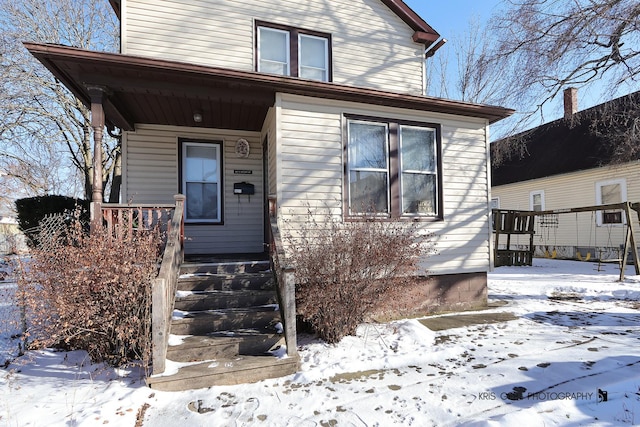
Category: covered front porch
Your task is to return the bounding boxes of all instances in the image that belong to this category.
[27,42,300,388]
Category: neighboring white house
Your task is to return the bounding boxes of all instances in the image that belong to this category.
[492,89,640,261]
[0,217,27,255]
[28,0,512,317]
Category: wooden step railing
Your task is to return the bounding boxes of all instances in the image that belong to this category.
[149,195,185,375]
[268,196,298,358]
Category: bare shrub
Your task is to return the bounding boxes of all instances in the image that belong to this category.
[16,217,161,368]
[285,209,433,344]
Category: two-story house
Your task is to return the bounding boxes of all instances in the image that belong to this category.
[26,0,512,390]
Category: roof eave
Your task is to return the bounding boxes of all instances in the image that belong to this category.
[380,0,440,44]
[25,43,513,126]
[108,0,120,20]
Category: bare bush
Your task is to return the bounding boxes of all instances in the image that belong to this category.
[285,209,433,344]
[15,218,161,368]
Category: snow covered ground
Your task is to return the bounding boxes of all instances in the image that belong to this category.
[1,259,640,426]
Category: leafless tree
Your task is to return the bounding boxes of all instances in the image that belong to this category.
[425,18,510,106]
[0,140,80,216]
[0,0,120,214]
[489,0,640,164]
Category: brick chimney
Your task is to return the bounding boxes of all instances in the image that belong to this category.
[563,87,578,119]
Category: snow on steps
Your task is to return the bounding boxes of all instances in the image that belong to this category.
[147,259,299,391]
[146,354,300,392]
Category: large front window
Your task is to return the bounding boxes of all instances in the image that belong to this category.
[257,22,331,82]
[346,117,441,218]
[180,140,222,223]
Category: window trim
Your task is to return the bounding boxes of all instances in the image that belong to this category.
[257,26,291,77]
[490,197,500,210]
[530,190,545,212]
[595,178,626,226]
[298,33,329,81]
[178,138,224,225]
[255,20,332,82]
[343,114,443,220]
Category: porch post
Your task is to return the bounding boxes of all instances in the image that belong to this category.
[87,86,107,233]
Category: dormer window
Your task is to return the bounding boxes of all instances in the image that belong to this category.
[256,21,331,82]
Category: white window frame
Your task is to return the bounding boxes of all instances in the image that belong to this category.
[530,190,545,211]
[181,141,222,224]
[346,120,391,215]
[490,197,500,210]
[398,124,438,216]
[298,33,329,81]
[257,26,291,77]
[595,178,627,226]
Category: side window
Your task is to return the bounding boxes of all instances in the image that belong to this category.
[596,179,626,225]
[400,125,438,215]
[347,121,390,214]
[180,140,222,223]
[256,21,331,82]
[530,190,544,211]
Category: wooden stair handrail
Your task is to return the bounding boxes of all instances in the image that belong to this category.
[151,194,185,374]
[268,199,298,358]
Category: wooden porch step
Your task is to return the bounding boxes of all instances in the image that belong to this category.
[177,272,275,292]
[209,329,285,355]
[167,335,240,363]
[174,289,277,311]
[170,306,281,335]
[180,260,270,275]
[167,331,285,362]
[147,354,300,392]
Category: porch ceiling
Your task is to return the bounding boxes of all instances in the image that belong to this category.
[25,43,514,133]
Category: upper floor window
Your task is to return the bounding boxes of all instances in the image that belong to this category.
[256,21,331,82]
[596,178,626,225]
[345,116,441,219]
[180,140,223,224]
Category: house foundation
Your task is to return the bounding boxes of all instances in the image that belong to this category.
[371,272,488,322]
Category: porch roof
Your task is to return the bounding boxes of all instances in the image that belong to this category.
[25,42,513,132]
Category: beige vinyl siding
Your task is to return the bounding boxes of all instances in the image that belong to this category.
[261,107,278,197]
[123,124,264,254]
[122,0,424,94]
[275,93,491,275]
[492,161,640,252]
